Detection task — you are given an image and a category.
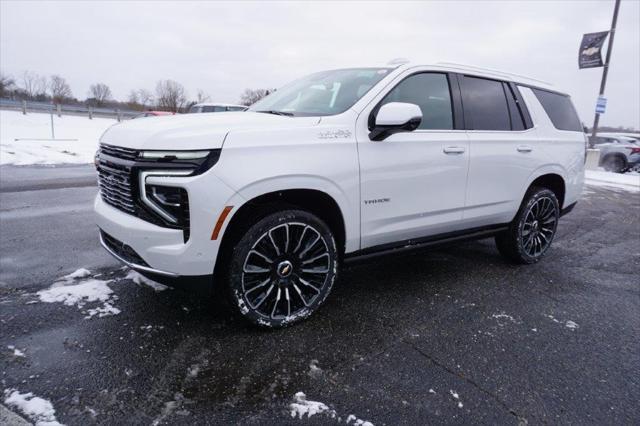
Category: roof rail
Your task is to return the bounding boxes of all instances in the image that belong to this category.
[436,62,552,86]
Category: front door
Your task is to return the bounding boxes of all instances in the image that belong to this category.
[356,72,470,249]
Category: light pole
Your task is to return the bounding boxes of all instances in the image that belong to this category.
[590,0,621,145]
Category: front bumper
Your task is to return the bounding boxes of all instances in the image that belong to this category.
[94,169,239,277]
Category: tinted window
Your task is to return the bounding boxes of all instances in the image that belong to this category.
[227,106,246,111]
[532,89,582,132]
[380,73,453,130]
[462,76,511,130]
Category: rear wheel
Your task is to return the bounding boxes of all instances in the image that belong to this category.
[495,187,559,264]
[226,209,338,328]
[602,155,626,173]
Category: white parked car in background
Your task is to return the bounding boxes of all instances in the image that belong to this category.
[589,133,640,173]
[94,61,585,328]
[188,103,248,113]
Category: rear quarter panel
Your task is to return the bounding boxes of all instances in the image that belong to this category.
[518,86,585,209]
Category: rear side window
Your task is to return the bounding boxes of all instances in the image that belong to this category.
[531,89,582,132]
[461,76,511,131]
[379,73,454,130]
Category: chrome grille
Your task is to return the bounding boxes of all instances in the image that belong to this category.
[97,162,136,214]
[100,143,139,161]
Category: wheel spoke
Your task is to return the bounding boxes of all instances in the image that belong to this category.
[299,233,321,259]
[271,287,282,318]
[284,223,290,253]
[285,287,291,317]
[298,277,320,293]
[268,230,281,256]
[301,252,329,265]
[243,265,270,274]
[245,278,271,296]
[252,284,274,309]
[249,249,273,264]
[292,283,311,307]
[293,226,309,254]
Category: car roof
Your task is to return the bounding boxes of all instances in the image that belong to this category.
[379,59,561,94]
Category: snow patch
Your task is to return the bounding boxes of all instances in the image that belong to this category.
[0,110,116,165]
[37,269,120,318]
[490,313,519,325]
[546,315,579,331]
[308,359,323,377]
[125,270,169,292]
[346,414,374,426]
[585,170,640,192]
[565,320,579,330]
[3,388,64,426]
[450,390,463,408]
[290,392,332,419]
[7,345,25,357]
[289,392,373,425]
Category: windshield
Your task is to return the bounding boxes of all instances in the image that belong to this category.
[249,68,391,116]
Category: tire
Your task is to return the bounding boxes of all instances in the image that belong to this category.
[495,187,560,265]
[602,155,626,173]
[226,209,338,328]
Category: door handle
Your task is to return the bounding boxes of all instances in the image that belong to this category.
[443,146,466,154]
[517,145,533,153]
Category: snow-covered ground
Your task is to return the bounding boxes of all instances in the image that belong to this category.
[585,170,640,192]
[0,110,117,165]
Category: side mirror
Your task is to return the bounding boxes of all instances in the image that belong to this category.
[369,102,422,141]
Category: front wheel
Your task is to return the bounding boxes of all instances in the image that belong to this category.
[226,209,338,328]
[495,187,560,264]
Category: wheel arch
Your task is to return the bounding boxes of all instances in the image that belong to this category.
[214,186,349,279]
[525,172,566,209]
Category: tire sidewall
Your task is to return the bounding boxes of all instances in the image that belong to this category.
[227,209,338,328]
[513,188,559,264]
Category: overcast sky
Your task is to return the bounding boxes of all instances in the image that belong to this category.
[1,0,638,128]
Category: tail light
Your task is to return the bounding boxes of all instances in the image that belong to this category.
[629,147,640,155]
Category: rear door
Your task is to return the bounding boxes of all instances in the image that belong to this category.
[460,75,540,228]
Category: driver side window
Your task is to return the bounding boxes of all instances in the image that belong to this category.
[380,73,453,130]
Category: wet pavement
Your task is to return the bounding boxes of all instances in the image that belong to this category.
[1,166,639,425]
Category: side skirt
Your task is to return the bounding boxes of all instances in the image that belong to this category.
[344,224,509,264]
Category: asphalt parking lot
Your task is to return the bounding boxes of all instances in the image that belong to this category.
[1,165,639,425]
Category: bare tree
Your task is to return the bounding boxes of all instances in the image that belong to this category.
[88,83,112,106]
[239,88,272,106]
[49,75,73,103]
[127,90,139,105]
[0,72,16,98]
[21,71,47,99]
[155,80,187,112]
[137,89,153,108]
[196,89,210,104]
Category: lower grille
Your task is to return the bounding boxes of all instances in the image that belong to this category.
[98,163,135,214]
[101,230,148,266]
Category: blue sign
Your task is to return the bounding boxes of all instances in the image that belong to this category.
[596,96,607,114]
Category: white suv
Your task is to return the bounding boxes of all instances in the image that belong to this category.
[95,62,585,328]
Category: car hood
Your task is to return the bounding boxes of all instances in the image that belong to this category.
[100,112,321,150]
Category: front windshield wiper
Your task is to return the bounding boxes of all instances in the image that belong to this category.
[255,110,294,117]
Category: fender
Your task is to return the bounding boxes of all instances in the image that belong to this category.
[215,173,360,253]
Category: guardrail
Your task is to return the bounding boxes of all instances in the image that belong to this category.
[0,98,139,120]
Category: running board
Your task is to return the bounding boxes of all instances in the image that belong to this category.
[344,225,508,264]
